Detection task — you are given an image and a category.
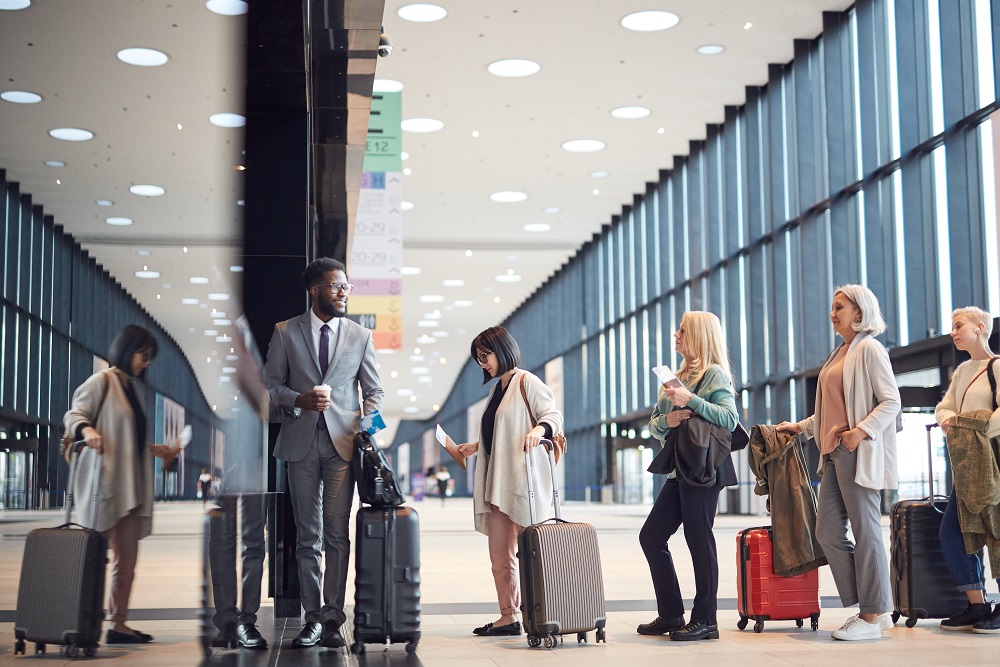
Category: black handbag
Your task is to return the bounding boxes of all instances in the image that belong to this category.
[352,431,405,507]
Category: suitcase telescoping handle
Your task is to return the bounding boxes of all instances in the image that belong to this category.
[524,438,560,525]
[65,440,103,528]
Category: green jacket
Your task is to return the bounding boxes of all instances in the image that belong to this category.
[948,410,1000,576]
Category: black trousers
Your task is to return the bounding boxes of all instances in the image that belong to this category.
[639,476,722,624]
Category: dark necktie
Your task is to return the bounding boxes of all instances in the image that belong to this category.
[318,324,330,430]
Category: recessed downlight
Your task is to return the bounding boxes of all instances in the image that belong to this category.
[401,201,414,211]
[0,0,31,9]
[411,367,430,375]
[621,10,680,32]
[417,320,437,327]
[397,3,447,22]
[182,298,199,305]
[1,90,42,103]
[403,406,420,413]
[210,112,245,128]
[697,44,725,55]
[524,223,551,233]
[96,199,113,206]
[561,139,605,153]
[205,0,247,15]
[401,266,422,276]
[214,319,232,326]
[490,191,528,203]
[130,184,165,196]
[401,152,410,161]
[373,79,404,93]
[442,279,465,287]
[487,59,541,77]
[208,293,230,301]
[419,295,445,303]
[401,118,444,133]
[590,171,609,178]
[135,270,160,279]
[190,277,209,284]
[44,160,65,167]
[495,274,523,283]
[49,128,94,141]
[229,265,243,272]
[454,300,474,307]
[611,106,651,120]
[106,217,133,226]
[116,48,170,67]
[543,207,560,214]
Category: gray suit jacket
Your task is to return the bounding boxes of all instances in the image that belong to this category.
[264,311,384,462]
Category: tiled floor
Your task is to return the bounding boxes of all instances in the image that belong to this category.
[1,498,998,666]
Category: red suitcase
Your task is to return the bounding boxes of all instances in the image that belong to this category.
[737,526,820,633]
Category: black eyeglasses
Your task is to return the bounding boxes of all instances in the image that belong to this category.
[138,349,154,362]
[314,282,353,294]
[475,351,492,365]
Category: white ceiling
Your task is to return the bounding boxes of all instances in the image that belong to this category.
[0,0,851,433]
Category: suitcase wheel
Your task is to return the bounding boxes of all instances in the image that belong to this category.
[14,639,25,655]
[753,620,764,633]
[796,619,803,628]
[891,611,900,624]
[527,634,542,648]
[737,616,749,631]
[542,635,557,649]
[596,628,606,643]
[35,642,46,654]
[65,644,80,659]
[577,632,587,643]
[811,614,820,631]
[405,639,418,654]
[84,644,98,658]
[905,617,918,628]
[350,641,365,655]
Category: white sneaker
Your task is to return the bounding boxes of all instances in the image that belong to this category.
[877,614,894,631]
[831,615,882,641]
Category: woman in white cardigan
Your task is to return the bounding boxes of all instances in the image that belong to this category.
[778,284,900,641]
[64,325,178,645]
[456,326,563,637]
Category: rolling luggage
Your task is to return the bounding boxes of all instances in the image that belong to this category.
[14,445,106,658]
[351,505,421,654]
[736,526,820,632]
[518,440,607,648]
[890,423,969,626]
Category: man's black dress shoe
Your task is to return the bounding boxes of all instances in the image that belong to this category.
[320,621,346,648]
[636,616,685,635]
[289,622,322,648]
[106,628,154,644]
[210,622,238,648]
[472,621,522,636]
[237,623,268,649]
[669,621,719,641]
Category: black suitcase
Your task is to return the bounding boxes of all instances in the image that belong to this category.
[350,505,421,654]
[518,440,607,648]
[890,423,969,626]
[14,446,106,658]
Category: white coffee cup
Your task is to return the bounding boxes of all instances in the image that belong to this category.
[313,384,332,401]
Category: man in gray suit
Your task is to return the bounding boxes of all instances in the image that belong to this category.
[263,257,384,649]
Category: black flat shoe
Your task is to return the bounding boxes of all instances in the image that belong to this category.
[289,622,322,648]
[473,621,523,636]
[637,615,685,635]
[106,628,153,644]
[669,621,719,641]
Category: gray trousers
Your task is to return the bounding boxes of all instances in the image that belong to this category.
[286,427,355,626]
[209,494,266,629]
[816,445,892,614]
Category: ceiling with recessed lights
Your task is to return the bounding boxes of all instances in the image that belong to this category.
[0,0,852,432]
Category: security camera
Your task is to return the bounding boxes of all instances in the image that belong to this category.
[378,28,392,58]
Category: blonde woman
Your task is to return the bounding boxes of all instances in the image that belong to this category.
[777,284,900,641]
[935,306,1000,632]
[639,311,738,641]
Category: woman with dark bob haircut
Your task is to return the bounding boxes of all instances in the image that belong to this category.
[456,326,563,637]
[64,324,180,645]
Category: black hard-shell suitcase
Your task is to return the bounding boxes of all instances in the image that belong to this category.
[890,423,969,626]
[518,440,607,648]
[350,506,421,654]
[14,445,106,658]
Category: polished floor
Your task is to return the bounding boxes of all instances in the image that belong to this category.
[1,497,998,666]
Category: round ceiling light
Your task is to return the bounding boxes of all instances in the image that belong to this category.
[417,320,437,327]
[190,276,209,284]
[697,44,726,55]
[116,47,170,67]
[419,294,445,303]
[397,3,447,22]
[96,199,114,206]
[208,293,230,301]
[401,152,410,161]
[49,128,94,141]
[453,300,473,307]
[543,207,560,214]
[400,266,422,276]
[523,223,551,233]
[487,59,541,77]
[561,139,605,153]
[590,170,609,178]
[205,0,247,15]
[373,79,404,93]
[611,106,651,120]
[401,201,414,211]
[495,274,523,283]
[403,406,420,413]
[0,0,32,9]
[44,160,65,167]
[209,112,245,128]
[490,191,528,203]
[621,10,680,32]
[442,279,465,287]
[229,265,243,272]
[106,217,133,226]
[135,270,160,279]
[182,298,199,305]
[130,184,165,196]
[401,117,444,133]
[411,367,430,375]
[1,90,42,103]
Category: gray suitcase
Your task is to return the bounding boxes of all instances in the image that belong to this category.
[517,440,607,648]
[14,445,106,658]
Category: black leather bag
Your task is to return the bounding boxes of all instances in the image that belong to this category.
[648,414,734,486]
[353,432,405,507]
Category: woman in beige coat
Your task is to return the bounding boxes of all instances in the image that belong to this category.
[457,326,563,637]
[64,325,178,644]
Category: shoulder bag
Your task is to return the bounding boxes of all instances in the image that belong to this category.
[352,431,405,507]
[61,371,110,464]
[518,373,567,463]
